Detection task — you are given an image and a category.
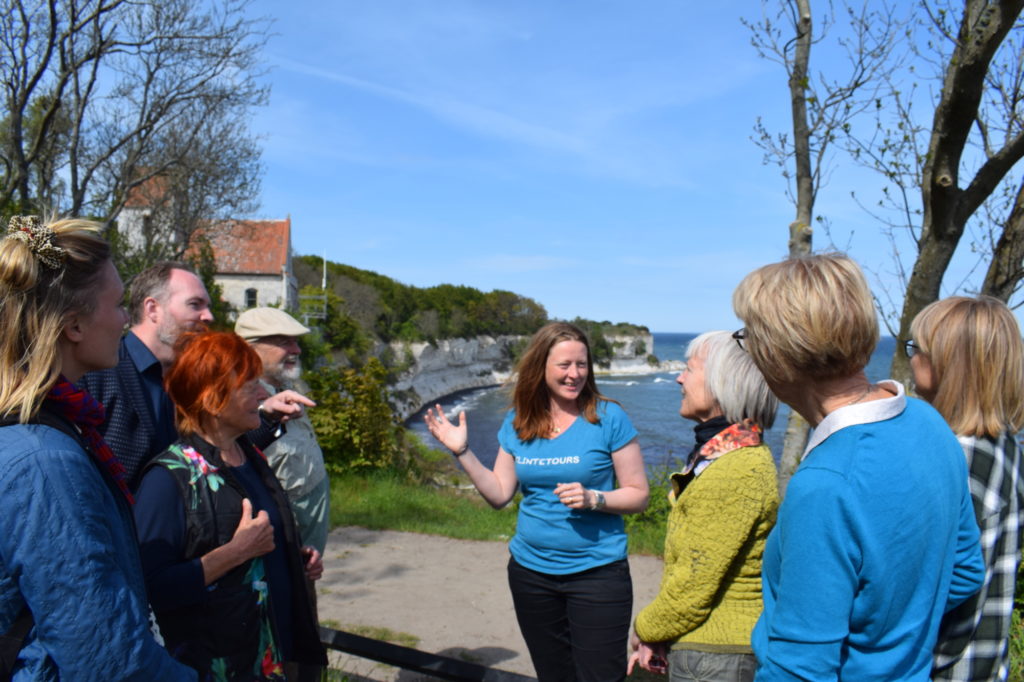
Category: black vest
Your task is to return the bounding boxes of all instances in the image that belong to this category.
[142,434,326,674]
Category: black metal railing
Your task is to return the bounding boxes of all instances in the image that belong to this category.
[319,626,535,681]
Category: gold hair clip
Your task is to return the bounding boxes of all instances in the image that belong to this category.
[6,215,65,269]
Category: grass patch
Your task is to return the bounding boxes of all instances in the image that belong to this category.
[625,469,671,556]
[328,467,668,555]
[1011,607,1022,682]
[330,469,518,542]
[345,624,420,648]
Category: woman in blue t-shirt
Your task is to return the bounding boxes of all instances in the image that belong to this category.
[425,321,649,681]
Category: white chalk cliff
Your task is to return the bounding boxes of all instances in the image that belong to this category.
[389,332,670,421]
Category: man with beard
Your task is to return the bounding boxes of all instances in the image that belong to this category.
[235,307,330,556]
[81,262,311,488]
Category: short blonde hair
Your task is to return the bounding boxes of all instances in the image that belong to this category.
[687,331,778,428]
[911,296,1024,437]
[0,218,112,420]
[732,253,878,384]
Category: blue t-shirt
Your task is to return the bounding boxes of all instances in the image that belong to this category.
[498,400,638,575]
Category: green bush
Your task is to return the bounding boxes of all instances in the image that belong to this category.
[297,285,370,365]
[625,469,672,556]
[304,358,403,473]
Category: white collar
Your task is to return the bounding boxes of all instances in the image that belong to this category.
[802,380,905,460]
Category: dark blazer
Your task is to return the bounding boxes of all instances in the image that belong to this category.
[80,336,283,491]
[79,337,162,490]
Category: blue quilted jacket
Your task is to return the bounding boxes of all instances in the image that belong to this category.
[0,421,195,681]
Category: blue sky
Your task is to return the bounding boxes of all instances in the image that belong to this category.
[246,1,982,333]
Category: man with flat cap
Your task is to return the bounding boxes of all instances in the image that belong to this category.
[236,308,330,557]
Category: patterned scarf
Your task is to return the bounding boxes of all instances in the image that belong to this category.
[671,418,764,500]
[46,376,134,505]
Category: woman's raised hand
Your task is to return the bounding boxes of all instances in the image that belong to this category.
[423,404,468,455]
[230,498,275,561]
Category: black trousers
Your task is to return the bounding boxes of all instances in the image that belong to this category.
[507,556,633,682]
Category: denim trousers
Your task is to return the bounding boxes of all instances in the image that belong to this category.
[506,556,633,682]
[668,649,756,682]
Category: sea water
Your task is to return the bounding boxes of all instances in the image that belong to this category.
[405,332,899,472]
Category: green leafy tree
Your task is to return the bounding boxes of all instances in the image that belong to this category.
[298,285,371,365]
[293,255,548,343]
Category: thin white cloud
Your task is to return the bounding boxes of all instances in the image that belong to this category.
[273,56,585,155]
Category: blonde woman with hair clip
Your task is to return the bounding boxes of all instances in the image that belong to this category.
[910,295,1024,681]
[0,216,194,681]
[425,321,649,682]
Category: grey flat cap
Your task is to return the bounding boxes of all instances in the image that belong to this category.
[235,307,311,340]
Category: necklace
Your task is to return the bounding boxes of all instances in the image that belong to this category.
[841,383,875,408]
[550,412,576,435]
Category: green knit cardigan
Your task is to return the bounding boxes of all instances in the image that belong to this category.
[635,443,779,652]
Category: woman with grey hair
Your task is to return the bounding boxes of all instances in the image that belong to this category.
[628,331,779,681]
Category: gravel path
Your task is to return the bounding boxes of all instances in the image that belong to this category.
[317,526,665,681]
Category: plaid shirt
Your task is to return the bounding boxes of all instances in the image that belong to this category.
[933,430,1024,681]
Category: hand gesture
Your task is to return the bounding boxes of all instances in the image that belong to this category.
[301,546,324,581]
[261,389,316,423]
[554,481,591,510]
[229,498,275,561]
[423,405,468,455]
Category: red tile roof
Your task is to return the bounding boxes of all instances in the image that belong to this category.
[193,218,291,275]
[123,175,170,208]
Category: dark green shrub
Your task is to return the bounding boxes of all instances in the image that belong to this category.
[304,358,403,473]
[625,468,673,556]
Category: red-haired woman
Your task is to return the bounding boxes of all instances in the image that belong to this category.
[133,331,327,681]
[425,321,649,682]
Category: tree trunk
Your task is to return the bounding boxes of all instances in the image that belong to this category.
[778,411,809,493]
[981,177,1024,302]
[890,0,1024,385]
[777,0,813,498]
[891,216,961,383]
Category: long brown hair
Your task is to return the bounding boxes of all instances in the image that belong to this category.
[512,321,614,441]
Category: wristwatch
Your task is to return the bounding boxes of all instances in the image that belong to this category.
[590,490,606,511]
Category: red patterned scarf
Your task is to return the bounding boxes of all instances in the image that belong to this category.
[671,419,764,500]
[46,376,134,505]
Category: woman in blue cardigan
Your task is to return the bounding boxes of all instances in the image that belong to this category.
[732,253,985,681]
